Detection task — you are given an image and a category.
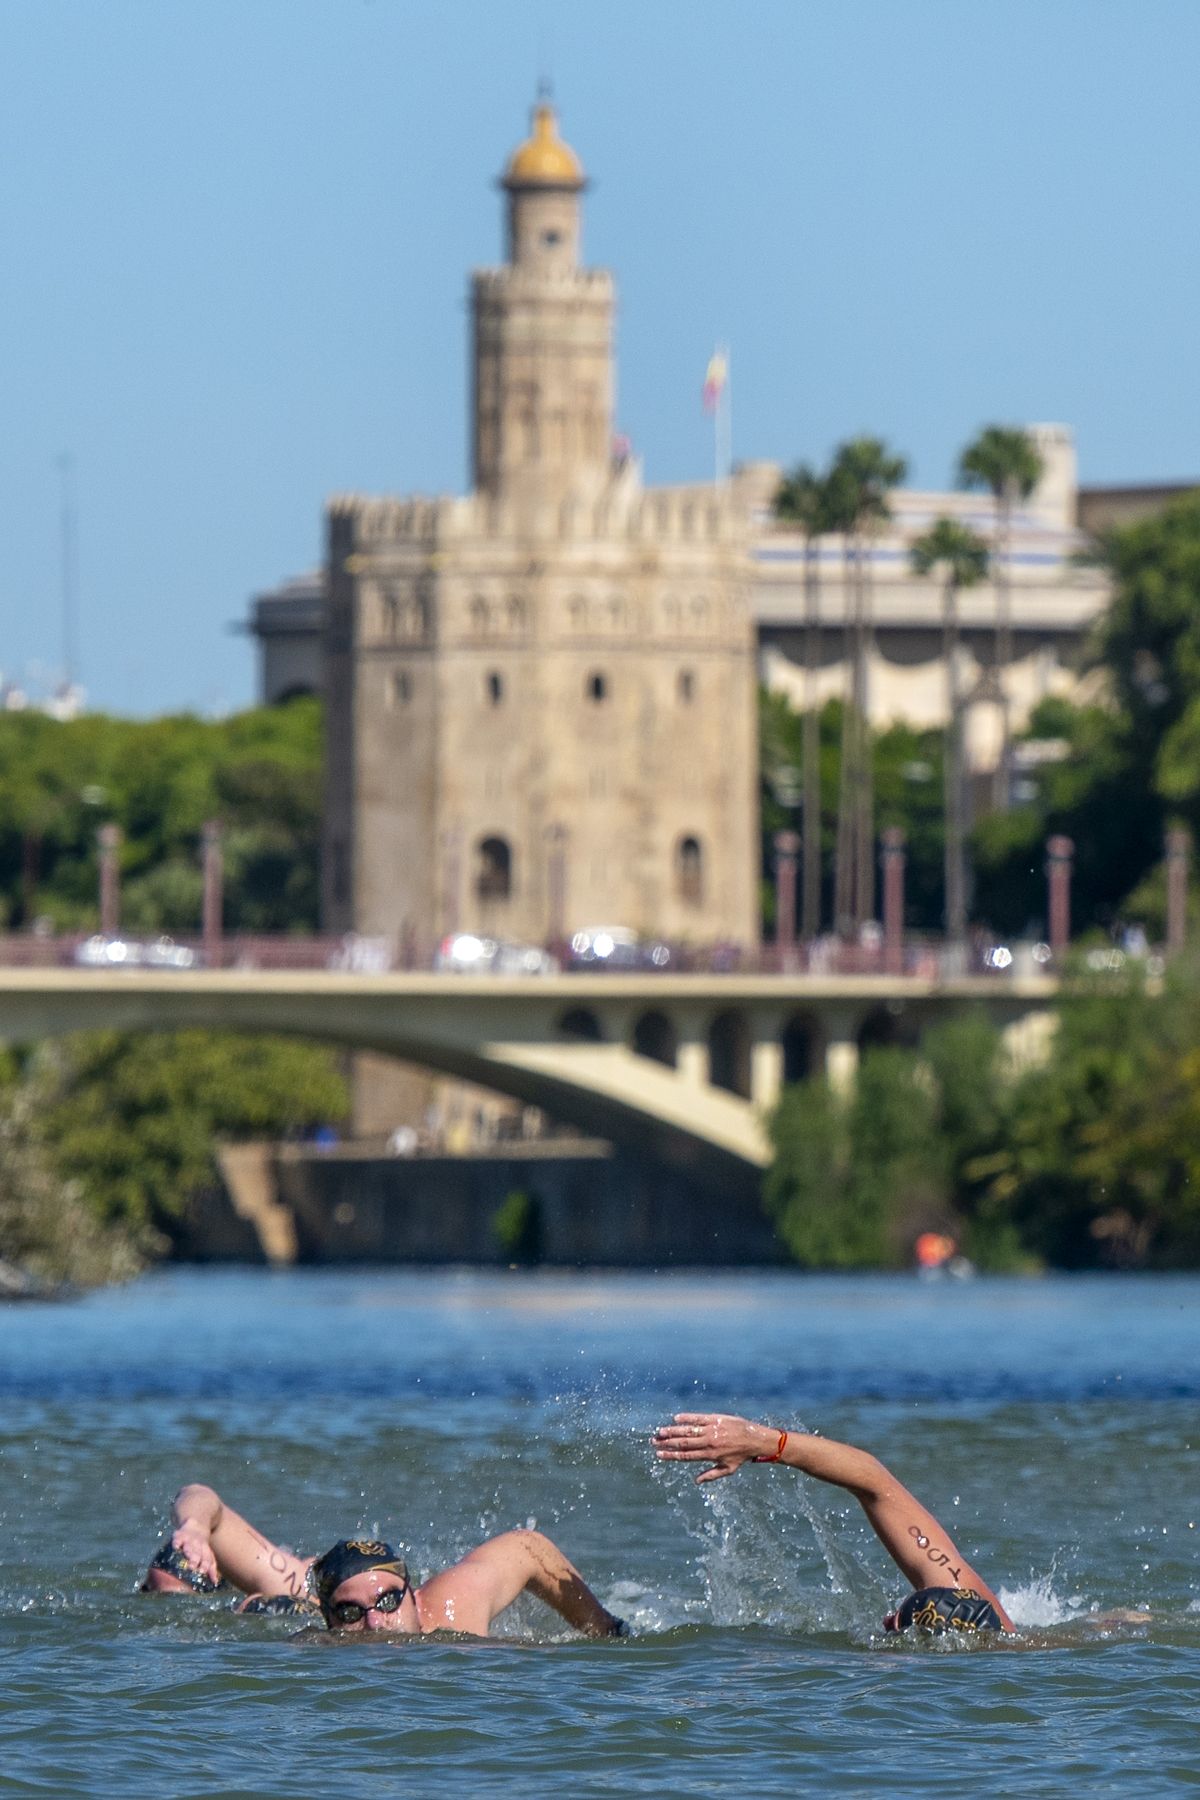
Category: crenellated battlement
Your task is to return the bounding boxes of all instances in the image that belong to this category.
[328,493,472,547]
[471,265,614,300]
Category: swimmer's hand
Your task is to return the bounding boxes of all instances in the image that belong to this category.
[171,1519,220,1586]
[653,1413,777,1484]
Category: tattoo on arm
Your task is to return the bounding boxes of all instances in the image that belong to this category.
[907,1524,962,1585]
[267,1547,306,1596]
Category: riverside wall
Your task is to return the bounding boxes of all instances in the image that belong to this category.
[185,1141,784,1267]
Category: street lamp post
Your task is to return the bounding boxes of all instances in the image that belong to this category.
[1166,827,1190,955]
[546,823,568,950]
[97,823,122,937]
[881,827,906,974]
[202,820,224,966]
[773,830,800,968]
[1046,835,1074,961]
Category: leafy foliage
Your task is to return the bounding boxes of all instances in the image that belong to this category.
[766,961,1200,1271]
[0,1054,146,1287]
[760,690,947,931]
[41,1031,350,1238]
[0,698,323,932]
[765,1050,946,1269]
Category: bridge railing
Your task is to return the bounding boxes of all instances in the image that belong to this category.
[0,930,1048,979]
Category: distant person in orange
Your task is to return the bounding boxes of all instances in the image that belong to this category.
[653,1413,1014,1635]
[914,1231,957,1271]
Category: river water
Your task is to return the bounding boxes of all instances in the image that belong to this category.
[1,1268,1197,1796]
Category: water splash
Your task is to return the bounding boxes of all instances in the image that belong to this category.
[998,1570,1084,1627]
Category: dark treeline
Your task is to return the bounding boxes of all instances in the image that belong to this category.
[765,489,1200,945]
[767,492,1200,1270]
[0,695,322,935]
[0,696,347,1286]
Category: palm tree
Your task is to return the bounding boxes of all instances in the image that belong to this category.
[827,437,908,933]
[773,464,832,939]
[909,518,989,947]
[958,426,1044,810]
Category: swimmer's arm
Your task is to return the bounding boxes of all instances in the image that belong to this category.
[416,1530,623,1639]
[653,1414,1014,1631]
[170,1484,313,1601]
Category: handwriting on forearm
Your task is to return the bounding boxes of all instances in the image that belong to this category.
[908,1524,962,1584]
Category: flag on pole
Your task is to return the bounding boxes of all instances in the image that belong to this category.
[702,351,727,414]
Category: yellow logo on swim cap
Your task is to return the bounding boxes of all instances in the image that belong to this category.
[346,1539,391,1557]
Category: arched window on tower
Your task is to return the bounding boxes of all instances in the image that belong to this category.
[678,669,695,704]
[586,671,608,703]
[470,596,490,636]
[677,835,704,907]
[477,836,512,902]
[486,671,505,706]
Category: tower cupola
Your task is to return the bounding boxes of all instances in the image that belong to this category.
[500,99,585,272]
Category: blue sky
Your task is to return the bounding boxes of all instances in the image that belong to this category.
[2,0,1197,715]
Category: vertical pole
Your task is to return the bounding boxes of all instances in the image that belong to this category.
[1046,835,1074,961]
[98,823,122,937]
[442,826,462,937]
[943,573,967,949]
[721,345,732,483]
[882,827,906,974]
[546,823,567,948]
[774,830,800,968]
[801,539,822,941]
[202,819,224,966]
[993,486,1013,813]
[58,452,78,692]
[1166,827,1190,955]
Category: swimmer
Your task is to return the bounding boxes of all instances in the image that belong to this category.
[141,1482,625,1638]
[653,1413,1015,1636]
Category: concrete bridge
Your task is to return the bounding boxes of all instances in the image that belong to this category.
[0,967,1057,1189]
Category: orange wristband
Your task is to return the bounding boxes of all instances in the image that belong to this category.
[753,1429,789,1464]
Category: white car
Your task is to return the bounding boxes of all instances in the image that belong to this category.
[73,934,198,970]
[434,934,558,975]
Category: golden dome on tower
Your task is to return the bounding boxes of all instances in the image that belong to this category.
[502,100,585,190]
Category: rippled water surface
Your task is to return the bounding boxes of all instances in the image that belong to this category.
[2,1268,1198,1796]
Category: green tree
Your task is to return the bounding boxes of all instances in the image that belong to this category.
[972,494,1200,939]
[42,1030,349,1239]
[979,957,1200,1268]
[958,426,1044,811]
[0,698,323,934]
[909,518,990,943]
[0,1053,145,1287]
[765,1047,944,1268]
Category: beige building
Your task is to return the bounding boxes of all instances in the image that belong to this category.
[322,102,760,960]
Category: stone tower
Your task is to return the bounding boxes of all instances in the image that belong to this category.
[323,102,759,1025]
[472,100,613,509]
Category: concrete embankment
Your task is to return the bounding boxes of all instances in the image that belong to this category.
[184,1141,784,1267]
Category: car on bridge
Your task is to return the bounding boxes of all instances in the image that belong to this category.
[567,927,671,971]
[73,934,199,970]
[435,933,559,976]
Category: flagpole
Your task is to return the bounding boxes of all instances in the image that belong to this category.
[721,343,732,484]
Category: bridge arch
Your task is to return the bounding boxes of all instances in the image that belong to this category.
[857,1003,920,1055]
[708,1008,751,1098]
[632,1008,677,1068]
[781,1010,820,1085]
[558,1006,604,1042]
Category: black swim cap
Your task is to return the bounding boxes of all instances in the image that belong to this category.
[894,1587,1004,1634]
[142,1539,223,1594]
[311,1539,409,1620]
